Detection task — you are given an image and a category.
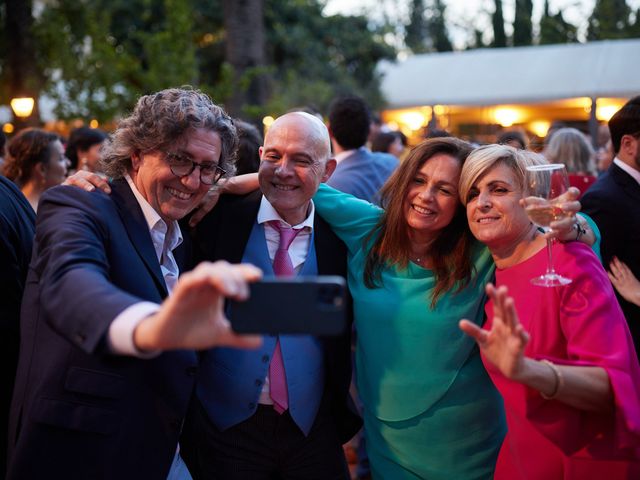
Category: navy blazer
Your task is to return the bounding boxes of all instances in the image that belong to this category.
[582,162,640,356]
[7,179,197,480]
[0,177,36,477]
[188,190,362,443]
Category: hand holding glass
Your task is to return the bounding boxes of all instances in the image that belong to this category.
[524,164,572,287]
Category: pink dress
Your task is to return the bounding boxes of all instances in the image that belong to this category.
[485,242,640,479]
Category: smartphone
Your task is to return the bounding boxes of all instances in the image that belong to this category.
[228,276,347,336]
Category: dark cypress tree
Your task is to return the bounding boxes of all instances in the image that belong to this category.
[513,0,533,46]
[491,0,507,47]
[405,0,429,53]
[587,0,632,40]
[539,0,578,45]
[428,0,452,52]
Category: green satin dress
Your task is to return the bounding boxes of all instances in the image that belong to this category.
[314,184,505,479]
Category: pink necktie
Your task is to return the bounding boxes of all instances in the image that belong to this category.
[269,221,301,414]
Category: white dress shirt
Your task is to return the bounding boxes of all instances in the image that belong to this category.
[107,174,182,357]
[614,157,640,186]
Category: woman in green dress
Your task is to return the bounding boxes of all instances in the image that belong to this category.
[313,138,505,479]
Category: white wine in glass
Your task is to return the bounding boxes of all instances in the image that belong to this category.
[524,164,572,287]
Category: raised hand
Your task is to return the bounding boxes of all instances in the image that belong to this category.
[134,261,263,351]
[608,257,640,307]
[459,283,530,380]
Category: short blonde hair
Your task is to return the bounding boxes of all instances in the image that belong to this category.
[459,144,547,205]
[544,127,595,175]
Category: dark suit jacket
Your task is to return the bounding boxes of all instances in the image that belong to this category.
[7,179,197,480]
[189,189,361,443]
[0,177,35,477]
[582,162,640,356]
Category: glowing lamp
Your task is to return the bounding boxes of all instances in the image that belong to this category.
[10,97,35,118]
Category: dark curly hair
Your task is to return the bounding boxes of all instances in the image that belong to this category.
[3,128,60,187]
[100,87,238,180]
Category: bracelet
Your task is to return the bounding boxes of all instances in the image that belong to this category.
[540,359,564,400]
[574,221,587,241]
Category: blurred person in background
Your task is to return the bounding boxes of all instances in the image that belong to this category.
[459,144,640,479]
[327,96,398,205]
[544,127,597,196]
[234,120,262,175]
[3,128,69,212]
[371,131,405,159]
[497,131,527,150]
[65,127,108,173]
[596,139,615,174]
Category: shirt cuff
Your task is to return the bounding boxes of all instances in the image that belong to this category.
[108,301,162,358]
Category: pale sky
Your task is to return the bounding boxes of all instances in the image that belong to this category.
[324,0,640,49]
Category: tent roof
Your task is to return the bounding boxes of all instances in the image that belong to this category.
[379,39,640,108]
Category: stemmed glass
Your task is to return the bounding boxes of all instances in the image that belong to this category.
[524,163,572,287]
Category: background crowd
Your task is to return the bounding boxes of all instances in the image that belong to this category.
[0,89,639,480]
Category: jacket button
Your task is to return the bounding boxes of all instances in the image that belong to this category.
[75,333,86,344]
[261,355,269,363]
[248,402,255,410]
[255,379,262,386]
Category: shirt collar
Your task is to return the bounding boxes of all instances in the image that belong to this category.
[334,146,365,164]
[124,173,183,255]
[257,195,315,230]
[613,157,640,185]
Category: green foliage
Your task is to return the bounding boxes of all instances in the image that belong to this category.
[587,0,633,40]
[513,0,533,46]
[539,0,578,45]
[263,0,395,114]
[491,0,507,47]
[32,0,199,122]
[17,0,395,122]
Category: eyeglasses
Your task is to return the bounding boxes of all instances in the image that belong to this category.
[162,151,226,185]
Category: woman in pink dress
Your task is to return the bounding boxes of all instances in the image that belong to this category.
[458,144,640,479]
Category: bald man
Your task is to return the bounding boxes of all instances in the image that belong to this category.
[182,113,361,479]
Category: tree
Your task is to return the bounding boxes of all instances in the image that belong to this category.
[33,0,198,122]
[222,0,268,120]
[491,0,507,47]
[20,0,396,122]
[539,0,578,45]
[405,0,429,54]
[587,0,632,40]
[429,0,453,52]
[513,0,533,46]
[405,0,452,53]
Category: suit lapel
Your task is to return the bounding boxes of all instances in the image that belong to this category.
[110,178,168,298]
[611,163,640,202]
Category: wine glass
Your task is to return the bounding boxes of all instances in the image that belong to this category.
[524,163,572,287]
